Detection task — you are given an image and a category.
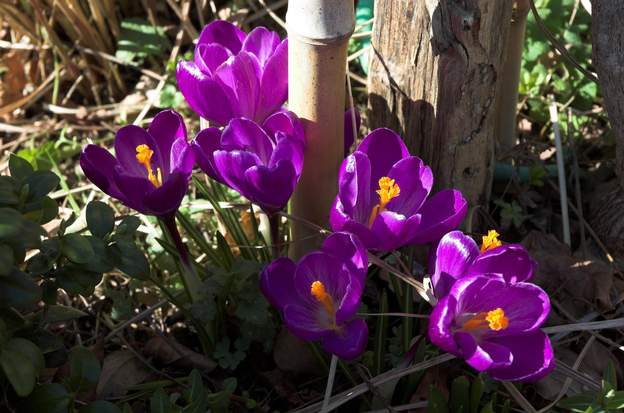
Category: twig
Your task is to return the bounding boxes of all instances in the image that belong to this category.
[544,317,624,334]
[549,98,571,246]
[322,355,338,412]
[503,382,537,413]
[568,108,587,256]
[165,0,199,39]
[256,0,286,30]
[75,44,164,80]
[528,0,598,83]
[245,0,287,25]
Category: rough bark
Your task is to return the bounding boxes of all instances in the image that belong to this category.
[589,1,624,257]
[367,0,513,208]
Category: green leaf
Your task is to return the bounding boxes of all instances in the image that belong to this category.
[558,393,597,412]
[9,154,34,181]
[0,176,19,206]
[0,208,25,239]
[605,391,624,410]
[479,401,495,413]
[67,346,101,392]
[428,386,449,413]
[62,234,95,264]
[55,266,101,296]
[150,387,174,413]
[113,216,140,240]
[79,401,122,413]
[183,369,208,413]
[86,201,115,238]
[110,240,150,280]
[26,239,61,276]
[604,360,617,390]
[79,237,114,273]
[0,338,44,396]
[470,374,484,413]
[44,305,87,323]
[22,196,59,225]
[0,269,42,310]
[23,171,60,200]
[116,18,169,64]
[0,244,14,276]
[450,376,470,413]
[26,383,71,413]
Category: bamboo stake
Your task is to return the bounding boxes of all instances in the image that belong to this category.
[287,0,354,258]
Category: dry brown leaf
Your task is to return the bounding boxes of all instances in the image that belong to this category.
[0,50,28,120]
[523,231,614,315]
[96,350,152,398]
[144,336,217,372]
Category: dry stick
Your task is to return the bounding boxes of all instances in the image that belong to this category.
[321,355,338,412]
[75,44,164,80]
[166,0,200,39]
[503,382,537,413]
[294,353,455,413]
[550,98,571,246]
[104,299,168,342]
[537,336,596,413]
[543,317,624,334]
[528,0,598,83]
[568,108,588,256]
[256,0,287,29]
[245,0,287,25]
[0,69,62,116]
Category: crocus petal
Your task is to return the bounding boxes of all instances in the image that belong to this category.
[221,118,274,164]
[480,342,514,368]
[467,244,537,284]
[330,202,379,249]
[114,125,162,178]
[80,145,125,202]
[263,110,304,145]
[343,107,360,157]
[213,149,261,198]
[143,172,189,216]
[195,43,230,75]
[111,168,152,214]
[259,257,297,310]
[243,160,297,211]
[487,330,555,382]
[451,275,550,334]
[322,232,368,287]
[257,39,288,123]
[431,231,479,298]
[386,156,433,216]
[410,189,468,244]
[369,211,422,252]
[197,20,246,54]
[427,295,459,354]
[242,26,280,67]
[268,133,304,175]
[170,138,194,176]
[215,52,261,120]
[148,110,187,176]
[456,331,494,372]
[192,127,225,182]
[294,252,348,308]
[176,61,234,126]
[322,318,368,360]
[337,152,372,224]
[283,304,329,341]
[356,128,410,188]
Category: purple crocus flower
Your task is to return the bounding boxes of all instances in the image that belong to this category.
[176,20,287,126]
[330,128,468,251]
[80,110,194,216]
[431,230,538,298]
[428,273,554,382]
[192,110,304,213]
[260,232,369,360]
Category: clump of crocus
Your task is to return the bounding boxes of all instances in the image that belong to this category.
[260,232,369,360]
[330,128,468,251]
[192,110,304,214]
[430,230,538,298]
[428,273,554,382]
[80,110,194,217]
[176,20,287,126]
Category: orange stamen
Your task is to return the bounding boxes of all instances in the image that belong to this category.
[481,229,502,253]
[462,308,509,332]
[135,144,163,188]
[310,280,335,317]
[368,176,401,227]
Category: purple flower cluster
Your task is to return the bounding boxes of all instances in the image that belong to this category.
[79,19,554,379]
[428,231,554,382]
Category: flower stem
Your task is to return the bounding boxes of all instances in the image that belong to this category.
[268,212,281,259]
[322,354,338,412]
[161,213,203,302]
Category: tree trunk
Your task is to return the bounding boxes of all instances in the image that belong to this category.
[367,0,513,208]
[589,1,624,257]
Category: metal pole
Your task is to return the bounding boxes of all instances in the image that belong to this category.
[287,0,355,258]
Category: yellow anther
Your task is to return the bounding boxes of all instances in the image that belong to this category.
[462,308,509,332]
[135,144,163,188]
[310,280,335,317]
[481,229,502,253]
[368,176,401,227]
[485,308,509,331]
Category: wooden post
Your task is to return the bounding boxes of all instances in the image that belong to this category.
[367,0,513,209]
[287,1,354,258]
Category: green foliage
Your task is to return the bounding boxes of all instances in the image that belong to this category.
[558,361,624,412]
[116,18,169,64]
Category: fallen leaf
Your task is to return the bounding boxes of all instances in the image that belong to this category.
[144,336,217,372]
[96,350,152,398]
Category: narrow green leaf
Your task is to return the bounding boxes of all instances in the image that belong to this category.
[450,376,470,413]
[470,374,484,413]
[150,387,173,413]
[428,386,449,413]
